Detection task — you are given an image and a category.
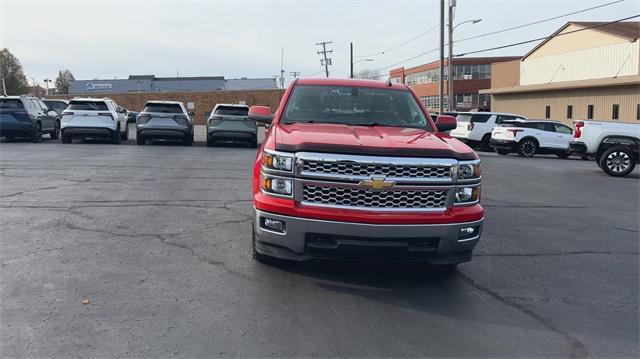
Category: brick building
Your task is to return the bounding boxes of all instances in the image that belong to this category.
[389,56,520,112]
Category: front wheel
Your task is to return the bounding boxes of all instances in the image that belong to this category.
[599,145,636,177]
[120,125,129,140]
[31,123,42,143]
[479,134,491,151]
[61,130,72,144]
[136,134,145,145]
[518,139,537,157]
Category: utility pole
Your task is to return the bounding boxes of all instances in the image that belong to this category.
[438,0,445,115]
[350,42,354,78]
[447,0,455,111]
[43,79,51,96]
[280,48,286,89]
[290,71,301,78]
[316,41,333,78]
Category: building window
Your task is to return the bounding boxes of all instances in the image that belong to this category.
[545,106,551,119]
[612,104,619,120]
[587,105,594,120]
[637,104,640,120]
[567,105,573,119]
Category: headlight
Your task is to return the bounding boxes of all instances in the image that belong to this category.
[457,162,481,180]
[260,174,293,197]
[455,186,480,204]
[262,151,294,172]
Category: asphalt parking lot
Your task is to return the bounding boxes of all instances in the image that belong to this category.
[1,129,638,358]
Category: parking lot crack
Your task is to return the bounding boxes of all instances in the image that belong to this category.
[457,272,588,359]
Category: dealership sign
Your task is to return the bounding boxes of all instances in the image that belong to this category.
[86,83,113,90]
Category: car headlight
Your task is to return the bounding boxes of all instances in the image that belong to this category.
[455,186,480,204]
[260,174,293,197]
[457,162,481,180]
[262,151,294,172]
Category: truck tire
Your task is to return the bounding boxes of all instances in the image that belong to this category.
[598,145,636,177]
[518,139,537,157]
[31,123,42,143]
[111,127,121,144]
[50,121,60,139]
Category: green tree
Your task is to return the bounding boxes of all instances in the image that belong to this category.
[0,48,28,95]
[55,69,75,94]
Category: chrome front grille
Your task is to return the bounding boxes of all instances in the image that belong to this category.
[302,184,448,210]
[301,160,451,179]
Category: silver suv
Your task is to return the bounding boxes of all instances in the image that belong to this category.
[136,101,194,146]
[206,104,256,147]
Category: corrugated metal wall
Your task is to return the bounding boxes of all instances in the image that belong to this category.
[491,85,640,124]
[521,41,639,85]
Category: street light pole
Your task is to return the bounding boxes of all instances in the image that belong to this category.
[448,17,482,112]
[350,42,354,78]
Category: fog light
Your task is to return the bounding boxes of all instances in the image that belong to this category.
[261,217,286,234]
[459,226,479,241]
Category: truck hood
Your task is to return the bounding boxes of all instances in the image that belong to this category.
[274,123,477,160]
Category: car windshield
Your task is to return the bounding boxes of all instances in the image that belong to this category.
[281,85,433,130]
[214,106,248,116]
[0,99,24,109]
[143,103,183,114]
[67,101,108,111]
[44,101,67,110]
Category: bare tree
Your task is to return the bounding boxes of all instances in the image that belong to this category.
[0,48,28,95]
[353,69,381,80]
[55,69,75,94]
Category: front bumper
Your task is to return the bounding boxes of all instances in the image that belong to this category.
[490,139,517,151]
[254,208,483,264]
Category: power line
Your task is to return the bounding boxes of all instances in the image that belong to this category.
[372,46,440,74]
[455,0,627,44]
[455,15,640,57]
[359,24,439,58]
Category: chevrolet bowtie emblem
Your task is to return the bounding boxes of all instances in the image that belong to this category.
[359,177,395,190]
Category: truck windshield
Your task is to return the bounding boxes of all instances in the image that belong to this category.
[215,106,248,116]
[281,85,433,131]
[68,101,108,111]
[0,99,24,109]
[143,103,183,113]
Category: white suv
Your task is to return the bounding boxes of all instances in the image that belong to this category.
[60,98,128,144]
[450,112,526,150]
[490,120,574,158]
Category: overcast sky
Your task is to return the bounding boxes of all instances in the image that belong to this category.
[0,0,636,87]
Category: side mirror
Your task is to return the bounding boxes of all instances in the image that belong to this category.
[248,105,273,124]
[48,110,57,117]
[435,115,457,132]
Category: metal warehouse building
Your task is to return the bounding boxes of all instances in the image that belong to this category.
[69,75,277,94]
[481,21,640,124]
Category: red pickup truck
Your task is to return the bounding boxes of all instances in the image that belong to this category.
[249,78,484,267]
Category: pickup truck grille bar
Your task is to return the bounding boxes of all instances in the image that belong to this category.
[295,152,456,183]
[298,181,451,212]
